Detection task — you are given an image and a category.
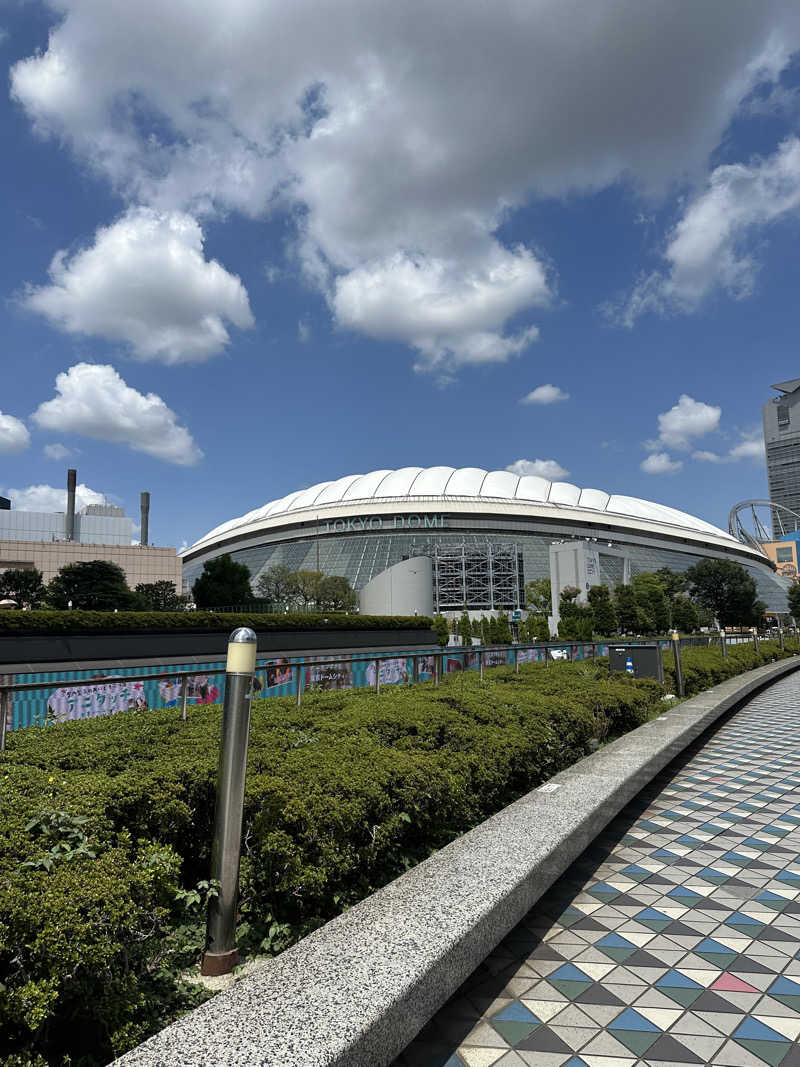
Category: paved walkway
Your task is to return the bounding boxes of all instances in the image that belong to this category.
[395,672,800,1067]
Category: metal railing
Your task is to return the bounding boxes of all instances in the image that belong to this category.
[1,630,791,751]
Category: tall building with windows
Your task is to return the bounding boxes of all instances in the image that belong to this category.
[764,379,800,516]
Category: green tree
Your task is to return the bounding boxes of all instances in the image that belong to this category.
[134,581,187,612]
[654,567,689,600]
[458,609,473,646]
[433,613,450,647]
[685,559,763,627]
[671,595,699,633]
[614,584,639,633]
[0,567,46,607]
[558,586,593,640]
[632,573,671,633]
[788,582,800,624]
[317,575,357,611]
[495,611,512,644]
[192,554,252,608]
[520,614,551,642]
[48,560,137,611]
[288,570,324,609]
[587,584,617,636]
[254,564,295,605]
[480,615,490,643]
[525,577,552,614]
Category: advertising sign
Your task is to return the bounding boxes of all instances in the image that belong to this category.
[47,679,148,721]
[158,675,221,706]
[366,657,409,687]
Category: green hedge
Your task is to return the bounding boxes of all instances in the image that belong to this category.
[2,643,794,1064]
[0,610,432,636]
[661,639,796,698]
[1,661,660,1065]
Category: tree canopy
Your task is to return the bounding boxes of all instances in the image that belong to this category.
[192,554,252,608]
[788,582,800,624]
[47,560,136,611]
[254,564,296,604]
[0,567,46,608]
[685,558,764,627]
[134,581,187,612]
[587,584,617,636]
[525,577,552,614]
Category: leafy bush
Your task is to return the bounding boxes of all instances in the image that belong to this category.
[660,638,794,698]
[1,661,660,1064]
[0,610,432,636]
[2,642,794,1065]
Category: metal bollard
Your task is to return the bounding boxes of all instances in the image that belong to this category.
[780,625,785,652]
[374,659,381,693]
[479,649,484,681]
[671,630,684,698]
[412,656,418,685]
[752,627,759,653]
[720,628,728,662]
[180,675,188,722]
[202,628,257,977]
[434,653,441,688]
[295,664,302,707]
[514,647,519,674]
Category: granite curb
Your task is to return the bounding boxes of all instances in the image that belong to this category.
[114,655,800,1067]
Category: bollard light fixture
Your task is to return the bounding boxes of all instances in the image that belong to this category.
[201,627,257,977]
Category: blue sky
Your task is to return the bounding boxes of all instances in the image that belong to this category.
[1,1,800,550]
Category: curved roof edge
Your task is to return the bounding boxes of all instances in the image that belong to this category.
[185,466,745,557]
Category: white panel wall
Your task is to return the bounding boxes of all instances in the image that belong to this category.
[359,556,433,617]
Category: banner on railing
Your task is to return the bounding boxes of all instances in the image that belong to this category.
[3,639,652,733]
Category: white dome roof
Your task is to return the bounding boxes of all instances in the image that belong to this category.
[188,466,737,553]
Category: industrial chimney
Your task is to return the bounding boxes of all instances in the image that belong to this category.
[140,491,150,547]
[66,468,77,541]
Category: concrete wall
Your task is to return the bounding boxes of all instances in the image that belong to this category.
[359,556,433,617]
[0,540,182,591]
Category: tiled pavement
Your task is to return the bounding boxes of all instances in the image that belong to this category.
[395,672,800,1067]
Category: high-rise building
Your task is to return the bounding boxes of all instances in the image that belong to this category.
[763,379,800,517]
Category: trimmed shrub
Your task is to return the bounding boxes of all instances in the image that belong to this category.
[1,661,662,1064]
[0,610,432,636]
[661,639,792,698]
[3,642,795,1064]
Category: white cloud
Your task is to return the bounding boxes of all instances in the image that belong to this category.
[623,137,800,323]
[729,438,765,461]
[6,482,106,512]
[521,384,569,405]
[297,318,311,343]
[0,412,30,454]
[641,452,683,474]
[331,247,547,374]
[43,442,73,460]
[11,1,800,369]
[692,431,765,463]
[506,458,570,479]
[24,209,254,364]
[31,363,203,466]
[648,394,722,451]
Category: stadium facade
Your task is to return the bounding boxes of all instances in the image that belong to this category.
[181,467,790,613]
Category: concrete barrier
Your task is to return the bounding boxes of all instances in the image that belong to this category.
[114,655,800,1067]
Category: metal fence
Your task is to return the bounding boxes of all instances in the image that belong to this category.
[0,630,785,751]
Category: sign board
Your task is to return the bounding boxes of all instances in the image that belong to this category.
[609,644,664,683]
